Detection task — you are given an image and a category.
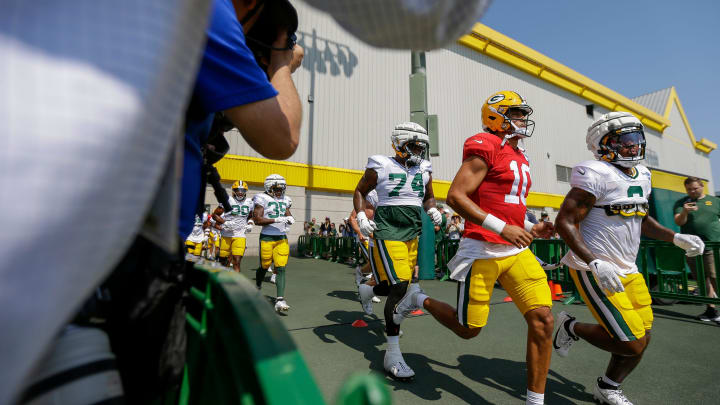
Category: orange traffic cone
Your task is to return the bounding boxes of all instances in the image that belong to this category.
[352,319,368,327]
[503,296,513,302]
[552,282,564,301]
[547,280,555,295]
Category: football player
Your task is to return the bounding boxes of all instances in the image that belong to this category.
[348,189,381,303]
[354,122,443,381]
[185,212,209,260]
[252,174,295,312]
[391,92,554,404]
[207,205,224,261]
[219,181,255,272]
[553,112,704,405]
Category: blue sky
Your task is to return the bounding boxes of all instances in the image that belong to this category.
[481,0,720,190]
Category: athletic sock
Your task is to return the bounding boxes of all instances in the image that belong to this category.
[598,375,621,390]
[526,389,544,405]
[275,266,286,297]
[386,335,400,349]
[415,293,429,309]
[567,319,578,338]
[255,267,266,288]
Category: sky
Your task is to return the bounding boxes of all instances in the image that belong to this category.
[480,0,720,190]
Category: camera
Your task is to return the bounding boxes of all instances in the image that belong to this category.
[245,0,298,72]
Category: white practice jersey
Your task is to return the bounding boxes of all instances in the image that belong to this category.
[561,160,652,275]
[367,155,431,207]
[221,196,254,238]
[187,213,208,244]
[253,193,293,236]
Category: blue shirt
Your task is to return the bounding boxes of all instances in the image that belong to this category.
[180,0,278,239]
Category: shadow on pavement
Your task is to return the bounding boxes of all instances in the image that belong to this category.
[457,354,593,404]
[326,290,360,302]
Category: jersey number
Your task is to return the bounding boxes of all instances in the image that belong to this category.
[231,205,250,216]
[267,202,287,218]
[505,160,530,205]
[389,173,424,197]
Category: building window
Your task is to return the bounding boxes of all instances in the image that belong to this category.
[556,165,572,183]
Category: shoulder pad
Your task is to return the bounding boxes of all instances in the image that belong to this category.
[367,155,390,171]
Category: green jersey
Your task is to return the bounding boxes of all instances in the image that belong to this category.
[673,194,720,241]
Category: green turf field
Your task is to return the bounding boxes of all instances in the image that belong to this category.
[240,256,719,404]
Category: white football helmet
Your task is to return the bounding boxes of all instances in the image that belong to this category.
[587,112,646,168]
[264,174,286,198]
[391,122,429,167]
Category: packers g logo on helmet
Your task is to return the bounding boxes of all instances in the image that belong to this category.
[481,90,535,139]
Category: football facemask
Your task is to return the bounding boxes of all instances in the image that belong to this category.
[600,128,646,168]
[402,140,428,166]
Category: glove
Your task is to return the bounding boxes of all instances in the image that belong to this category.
[244,222,253,233]
[285,216,295,226]
[427,207,442,226]
[673,233,704,257]
[588,259,625,294]
[274,217,286,223]
[356,211,377,236]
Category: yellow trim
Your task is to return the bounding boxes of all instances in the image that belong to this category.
[216,155,566,208]
[664,87,716,153]
[650,169,710,194]
[459,24,670,134]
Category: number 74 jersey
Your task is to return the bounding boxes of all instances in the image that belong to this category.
[462,133,532,245]
[367,155,431,207]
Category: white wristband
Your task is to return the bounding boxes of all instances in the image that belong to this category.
[524,219,535,233]
[482,213,506,234]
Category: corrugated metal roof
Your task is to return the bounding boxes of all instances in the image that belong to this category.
[632,87,672,116]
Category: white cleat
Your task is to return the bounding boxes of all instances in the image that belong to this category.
[358,284,375,315]
[354,266,364,286]
[553,311,579,358]
[384,350,415,381]
[270,273,276,284]
[372,296,381,303]
[393,283,424,325]
[274,298,290,312]
[593,380,634,405]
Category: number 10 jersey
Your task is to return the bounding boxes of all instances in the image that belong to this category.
[462,133,532,245]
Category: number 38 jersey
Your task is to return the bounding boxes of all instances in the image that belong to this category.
[253,193,292,236]
[367,155,431,241]
[221,196,255,238]
[561,160,652,275]
[462,133,532,245]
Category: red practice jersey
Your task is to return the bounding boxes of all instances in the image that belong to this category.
[462,133,531,244]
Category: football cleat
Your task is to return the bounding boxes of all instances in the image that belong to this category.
[393,283,424,325]
[372,296,381,303]
[384,350,414,381]
[270,273,276,284]
[274,298,290,312]
[593,380,633,405]
[358,284,375,315]
[553,311,579,358]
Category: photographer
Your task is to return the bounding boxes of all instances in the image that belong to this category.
[674,176,720,322]
[180,0,304,241]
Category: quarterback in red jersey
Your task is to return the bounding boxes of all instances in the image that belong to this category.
[392,91,554,404]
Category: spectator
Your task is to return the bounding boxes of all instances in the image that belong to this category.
[320,216,331,236]
[674,176,720,322]
[304,221,312,235]
[540,211,549,222]
[338,223,346,236]
[329,223,338,237]
[447,214,464,241]
[526,211,539,224]
[308,217,319,235]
